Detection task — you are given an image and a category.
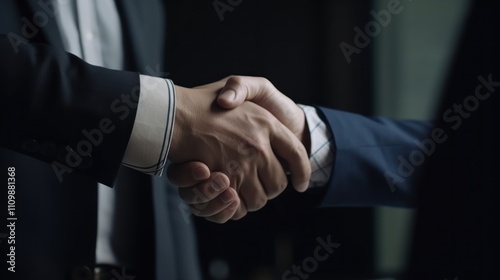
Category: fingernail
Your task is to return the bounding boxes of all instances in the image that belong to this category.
[193,166,209,180]
[212,175,226,191]
[220,191,235,203]
[220,89,236,101]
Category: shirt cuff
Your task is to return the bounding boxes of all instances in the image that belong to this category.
[121,75,176,176]
[299,104,335,188]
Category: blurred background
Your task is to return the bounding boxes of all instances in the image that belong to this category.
[164,0,470,279]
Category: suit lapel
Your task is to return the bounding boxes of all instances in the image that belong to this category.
[25,0,64,49]
[22,0,166,72]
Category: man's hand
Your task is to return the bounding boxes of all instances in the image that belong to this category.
[168,161,236,223]
[218,76,310,151]
[168,77,310,221]
[168,76,311,223]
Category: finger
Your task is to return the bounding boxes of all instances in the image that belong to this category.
[217,76,301,131]
[231,203,248,220]
[233,165,269,212]
[230,184,248,220]
[238,178,268,212]
[271,121,311,192]
[257,148,288,199]
[217,76,274,109]
[167,161,210,187]
[205,200,240,224]
[189,188,238,218]
[178,173,230,204]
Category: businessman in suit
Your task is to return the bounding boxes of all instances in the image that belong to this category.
[0,1,310,279]
[173,0,499,277]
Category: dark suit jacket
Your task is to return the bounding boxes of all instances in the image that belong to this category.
[317,1,499,278]
[0,1,172,279]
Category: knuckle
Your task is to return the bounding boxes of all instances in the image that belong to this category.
[278,179,288,193]
[228,75,243,86]
[251,142,267,156]
[225,160,241,176]
[259,77,271,87]
[242,137,267,158]
[267,180,287,199]
[248,195,267,212]
[261,77,277,95]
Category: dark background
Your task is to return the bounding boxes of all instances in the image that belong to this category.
[165,1,377,279]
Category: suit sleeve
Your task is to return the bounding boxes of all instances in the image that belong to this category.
[0,34,140,186]
[316,107,435,208]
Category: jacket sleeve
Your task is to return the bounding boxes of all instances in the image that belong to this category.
[316,107,436,208]
[0,34,141,186]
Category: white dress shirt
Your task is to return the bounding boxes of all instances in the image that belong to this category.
[53,0,334,267]
[299,105,334,187]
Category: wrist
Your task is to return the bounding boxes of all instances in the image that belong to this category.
[169,85,189,161]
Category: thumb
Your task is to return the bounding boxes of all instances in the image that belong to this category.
[217,76,304,136]
[217,76,250,109]
[217,76,277,109]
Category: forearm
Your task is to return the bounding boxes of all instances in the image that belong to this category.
[0,35,140,185]
[316,107,434,208]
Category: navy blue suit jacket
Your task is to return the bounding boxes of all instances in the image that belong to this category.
[316,108,433,208]
[314,1,500,277]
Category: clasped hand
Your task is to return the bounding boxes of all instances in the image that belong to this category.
[168,76,310,223]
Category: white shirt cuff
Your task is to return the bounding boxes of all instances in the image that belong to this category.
[299,104,335,188]
[122,75,176,176]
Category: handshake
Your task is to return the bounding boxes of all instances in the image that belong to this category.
[166,76,313,223]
